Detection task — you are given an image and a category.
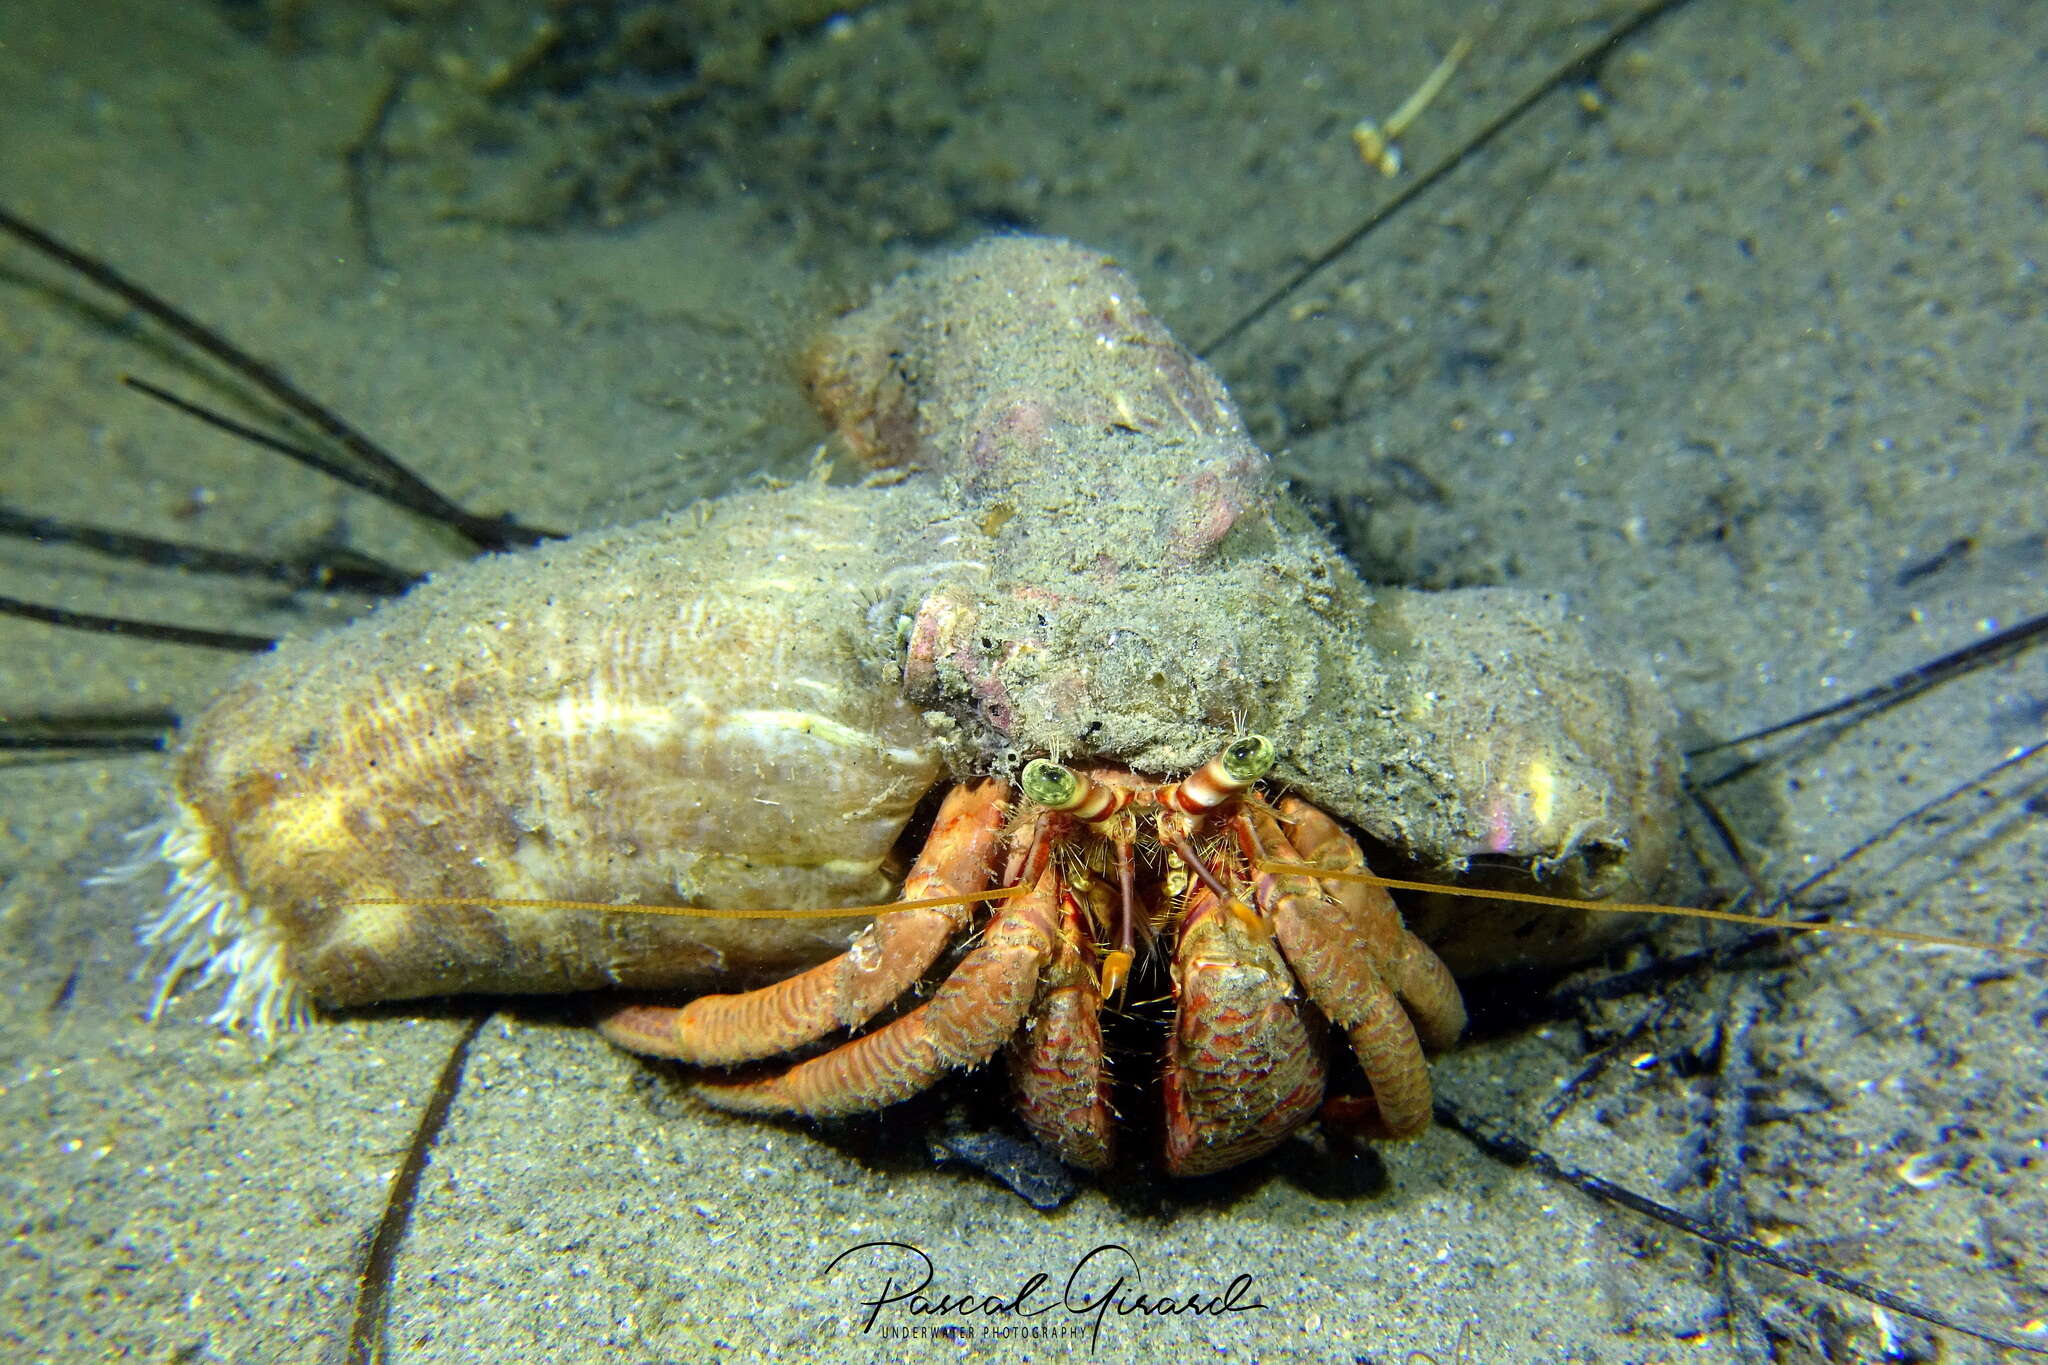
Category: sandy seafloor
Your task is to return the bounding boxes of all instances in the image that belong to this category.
[1,1,2043,1361]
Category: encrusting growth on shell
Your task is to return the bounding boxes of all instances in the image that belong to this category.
[137,235,1681,1173]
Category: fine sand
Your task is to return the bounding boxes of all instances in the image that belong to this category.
[2,1,2042,1361]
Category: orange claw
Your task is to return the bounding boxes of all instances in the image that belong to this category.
[597,779,1007,1065]
[1008,883,1115,1171]
[1097,948,1133,1002]
[691,860,1063,1117]
[1162,877,1326,1177]
[1223,896,1269,942]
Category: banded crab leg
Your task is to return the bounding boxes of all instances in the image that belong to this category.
[597,778,1008,1065]
[691,858,1064,1116]
[1276,796,1464,1054]
[1242,797,1465,1140]
[1007,877,1116,1171]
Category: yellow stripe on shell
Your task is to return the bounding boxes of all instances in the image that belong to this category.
[341,884,1024,921]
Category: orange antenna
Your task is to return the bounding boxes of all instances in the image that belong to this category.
[342,884,1024,921]
[1252,860,2048,961]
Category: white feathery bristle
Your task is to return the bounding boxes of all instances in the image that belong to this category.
[87,818,170,886]
[127,804,311,1044]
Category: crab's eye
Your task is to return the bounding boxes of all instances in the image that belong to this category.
[1021,758,1081,809]
[1220,734,1276,782]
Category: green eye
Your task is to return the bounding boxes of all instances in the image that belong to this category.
[1220,734,1276,782]
[1021,758,1080,809]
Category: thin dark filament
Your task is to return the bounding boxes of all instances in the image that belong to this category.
[1434,1098,2048,1357]
[1762,738,2046,920]
[346,1013,488,1365]
[1684,780,1773,914]
[0,498,417,597]
[1707,980,1771,1363]
[1535,920,1819,1019]
[1537,997,1666,1124]
[1689,608,2048,776]
[1450,745,2046,1153]
[0,706,177,735]
[1197,0,1703,357]
[120,375,457,535]
[0,733,166,754]
[0,594,273,653]
[0,203,555,551]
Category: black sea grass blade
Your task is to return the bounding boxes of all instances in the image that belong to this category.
[119,375,441,533]
[0,595,273,652]
[1689,608,2048,773]
[1198,0,1703,357]
[0,706,177,755]
[0,203,558,551]
[0,501,418,597]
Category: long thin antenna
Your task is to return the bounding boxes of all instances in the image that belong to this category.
[1254,860,2047,960]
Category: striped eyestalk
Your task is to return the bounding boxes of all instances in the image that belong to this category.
[1156,734,1276,815]
[1019,759,1133,824]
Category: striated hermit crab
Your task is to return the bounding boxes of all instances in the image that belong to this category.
[146,236,1681,1176]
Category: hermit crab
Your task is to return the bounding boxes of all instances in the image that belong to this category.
[603,741,1468,1175]
[144,236,1682,1175]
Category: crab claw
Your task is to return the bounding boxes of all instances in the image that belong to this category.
[1162,877,1326,1177]
[1007,882,1116,1171]
[597,779,1007,1065]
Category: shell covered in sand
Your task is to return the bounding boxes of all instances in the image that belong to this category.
[805,238,1681,904]
[151,484,944,1031]
[147,236,1681,1033]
